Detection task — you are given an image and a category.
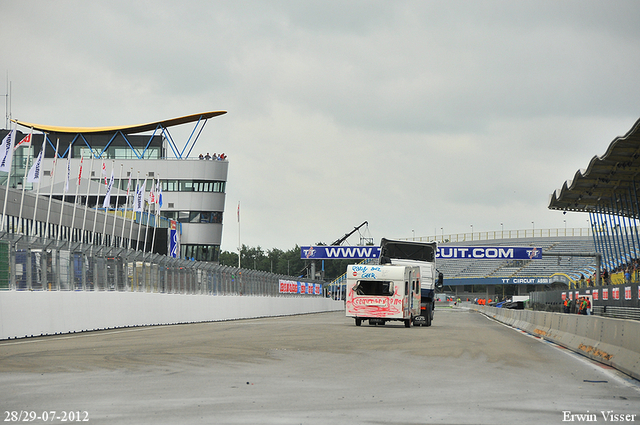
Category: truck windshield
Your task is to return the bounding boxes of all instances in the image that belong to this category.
[353,280,394,296]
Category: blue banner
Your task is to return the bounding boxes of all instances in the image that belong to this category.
[169,220,180,258]
[300,246,381,259]
[436,246,542,260]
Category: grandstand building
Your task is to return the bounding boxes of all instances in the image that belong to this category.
[0,111,228,261]
[437,236,597,300]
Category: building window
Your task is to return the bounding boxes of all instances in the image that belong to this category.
[164,211,223,224]
[181,244,220,262]
[160,179,225,193]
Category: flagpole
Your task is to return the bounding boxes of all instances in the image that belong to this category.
[131,171,140,249]
[44,138,60,239]
[30,133,46,236]
[111,163,123,247]
[57,143,72,240]
[80,153,95,244]
[69,155,83,242]
[150,174,160,255]
[101,160,114,246]
[17,128,33,235]
[90,160,104,245]
[238,201,241,268]
[0,126,16,233]
[121,167,132,248]
[136,176,146,251]
[143,178,152,253]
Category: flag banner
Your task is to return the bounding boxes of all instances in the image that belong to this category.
[102,169,115,208]
[169,220,180,258]
[15,133,31,149]
[133,179,146,212]
[0,129,16,172]
[126,172,132,196]
[157,183,163,207]
[78,157,83,186]
[64,155,71,193]
[27,141,45,183]
[101,161,107,185]
[150,181,156,204]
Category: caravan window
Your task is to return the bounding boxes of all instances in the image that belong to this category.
[353,280,395,296]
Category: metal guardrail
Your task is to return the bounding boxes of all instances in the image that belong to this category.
[403,227,592,243]
[0,233,324,297]
[592,306,640,321]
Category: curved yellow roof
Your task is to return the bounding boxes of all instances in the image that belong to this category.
[13,110,227,134]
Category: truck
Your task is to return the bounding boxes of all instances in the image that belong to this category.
[346,264,421,327]
[379,238,443,326]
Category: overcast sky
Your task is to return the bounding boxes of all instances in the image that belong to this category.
[2,1,640,252]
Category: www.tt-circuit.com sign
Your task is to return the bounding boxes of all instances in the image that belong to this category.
[300,246,542,260]
[300,246,381,259]
[436,246,543,260]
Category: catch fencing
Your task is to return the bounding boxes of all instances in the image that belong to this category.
[0,232,324,297]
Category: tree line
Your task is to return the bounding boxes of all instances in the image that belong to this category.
[219,244,353,282]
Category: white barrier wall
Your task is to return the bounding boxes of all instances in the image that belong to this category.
[0,291,345,340]
[474,306,640,381]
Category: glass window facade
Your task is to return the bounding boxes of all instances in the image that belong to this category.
[181,244,220,262]
[161,211,223,224]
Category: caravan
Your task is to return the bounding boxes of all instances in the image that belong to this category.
[345,264,421,327]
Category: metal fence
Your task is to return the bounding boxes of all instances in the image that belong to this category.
[0,232,324,297]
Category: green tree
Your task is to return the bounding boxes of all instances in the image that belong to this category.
[219,244,361,281]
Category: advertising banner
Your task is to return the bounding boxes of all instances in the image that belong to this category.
[436,246,543,260]
[300,246,380,259]
[278,279,320,295]
[169,220,180,258]
[300,245,543,260]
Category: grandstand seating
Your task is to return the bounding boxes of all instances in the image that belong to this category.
[438,237,596,281]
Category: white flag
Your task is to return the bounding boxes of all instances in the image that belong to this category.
[133,183,142,212]
[102,169,115,208]
[150,181,156,204]
[101,161,107,185]
[0,129,16,172]
[134,179,146,213]
[157,181,163,208]
[27,147,44,183]
[15,133,32,149]
[64,154,71,193]
[126,171,132,196]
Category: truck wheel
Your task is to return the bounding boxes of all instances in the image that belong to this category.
[404,319,411,328]
[426,303,433,327]
[355,318,361,326]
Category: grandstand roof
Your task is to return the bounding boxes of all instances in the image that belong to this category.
[548,117,640,217]
[12,111,227,135]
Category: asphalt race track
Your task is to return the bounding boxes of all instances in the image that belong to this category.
[1,307,638,424]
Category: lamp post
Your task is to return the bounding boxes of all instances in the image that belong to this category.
[531,221,535,237]
[470,224,473,241]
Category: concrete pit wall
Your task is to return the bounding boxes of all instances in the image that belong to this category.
[474,306,640,381]
[0,291,345,340]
